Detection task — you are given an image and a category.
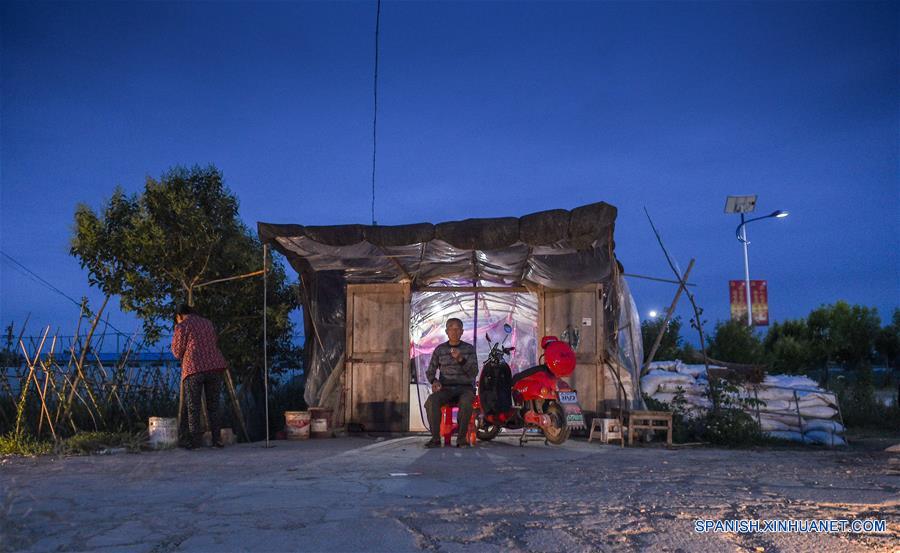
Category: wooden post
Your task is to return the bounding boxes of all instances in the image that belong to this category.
[223,368,249,441]
[641,259,695,376]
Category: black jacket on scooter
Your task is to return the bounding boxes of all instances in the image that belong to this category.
[479,360,513,415]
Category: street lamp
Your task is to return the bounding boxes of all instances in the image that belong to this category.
[725,196,789,327]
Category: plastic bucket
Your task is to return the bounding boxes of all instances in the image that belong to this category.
[285,411,310,440]
[148,417,178,449]
[309,407,333,438]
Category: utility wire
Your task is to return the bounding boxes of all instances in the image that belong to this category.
[371,0,381,226]
[1,250,85,310]
[0,250,131,337]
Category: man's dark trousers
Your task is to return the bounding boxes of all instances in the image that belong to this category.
[425,385,475,442]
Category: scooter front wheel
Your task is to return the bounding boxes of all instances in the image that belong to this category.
[542,401,570,445]
[476,421,502,441]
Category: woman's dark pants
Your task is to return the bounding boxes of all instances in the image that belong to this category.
[184,370,224,446]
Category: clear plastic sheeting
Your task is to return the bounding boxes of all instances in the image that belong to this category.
[607,276,644,410]
[301,271,347,409]
[408,282,540,431]
[410,281,540,385]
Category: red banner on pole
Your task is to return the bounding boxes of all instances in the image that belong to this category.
[729,280,769,326]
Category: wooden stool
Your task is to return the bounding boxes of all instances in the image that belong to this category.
[627,410,672,446]
[440,404,476,446]
[588,417,624,446]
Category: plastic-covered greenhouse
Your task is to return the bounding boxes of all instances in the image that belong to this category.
[258,201,643,432]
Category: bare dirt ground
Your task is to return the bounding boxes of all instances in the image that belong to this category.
[1,434,898,552]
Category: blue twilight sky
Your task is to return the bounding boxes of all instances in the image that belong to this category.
[1,1,898,345]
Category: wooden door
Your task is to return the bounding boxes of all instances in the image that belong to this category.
[541,285,605,415]
[345,283,410,431]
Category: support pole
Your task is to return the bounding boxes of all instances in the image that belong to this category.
[263,243,270,447]
[741,214,753,327]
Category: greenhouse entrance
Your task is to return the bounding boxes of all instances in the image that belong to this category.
[407,282,540,432]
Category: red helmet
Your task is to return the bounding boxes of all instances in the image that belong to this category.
[541,336,576,377]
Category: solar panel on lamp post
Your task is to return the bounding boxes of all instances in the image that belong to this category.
[725,196,789,327]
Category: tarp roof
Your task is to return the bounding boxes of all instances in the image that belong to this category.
[258,201,618,289]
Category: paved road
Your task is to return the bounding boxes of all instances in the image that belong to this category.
[2,435,898,552]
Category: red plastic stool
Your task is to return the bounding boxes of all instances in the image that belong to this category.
[440,404,477,446]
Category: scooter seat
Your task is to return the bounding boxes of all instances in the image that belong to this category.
[511,364,553,385]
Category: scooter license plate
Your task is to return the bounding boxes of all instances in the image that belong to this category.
[559,391,578,403]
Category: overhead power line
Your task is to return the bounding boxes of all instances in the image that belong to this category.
[0,250,131,336]
[1,250,85,310]
[371,0,381,226]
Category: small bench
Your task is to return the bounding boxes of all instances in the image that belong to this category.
[627,410,672,446]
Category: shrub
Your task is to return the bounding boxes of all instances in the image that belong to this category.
[643,378,764,446]
[832,369,900,430]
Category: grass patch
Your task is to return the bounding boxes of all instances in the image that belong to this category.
[0,430,148,457]
[0,432,53,456]
[59,431,147,455]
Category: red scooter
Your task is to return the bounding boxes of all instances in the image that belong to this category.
[473,328,580,446]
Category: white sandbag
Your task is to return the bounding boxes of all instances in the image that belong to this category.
[684,395,712,410]
[797,391,836,407]
[803,430,847,446]
[648,360,685,372]
[754,386,797,401]
[759,412,802,427]
[765,430,804,442]
[650,392,677,405]
[676,364,708,378]
[756,399,794,412]
[763,374,820,389]
[657,382,705,394]
[641,371,695,395]
[758,416,793,432]
[797,395,827,407]
[802,418,844,433]
[798,405,838,419]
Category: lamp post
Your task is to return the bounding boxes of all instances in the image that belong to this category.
[734,209,789,327]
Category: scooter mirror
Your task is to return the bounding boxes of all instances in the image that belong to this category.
[485,333,492,343]
[503,323,512,334]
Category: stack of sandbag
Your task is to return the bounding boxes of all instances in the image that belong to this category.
[641,361,846,446]
[642,361,716,416]
[754,374,845,446]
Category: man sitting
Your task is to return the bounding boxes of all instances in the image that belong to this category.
[423,318,478,448]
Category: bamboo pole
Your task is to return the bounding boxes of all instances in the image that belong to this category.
[640,259,695,376]
[61,296,110,429]
[15,326,49,436]
[36,334,59,439]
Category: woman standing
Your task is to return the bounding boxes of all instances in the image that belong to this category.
[171,304,227,449]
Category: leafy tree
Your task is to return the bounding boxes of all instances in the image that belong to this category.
[706,319,764,364]
[640,316,683,361]
[71,165,300,384]
[762,318,820,374]
[807,301,880,370]
[874,308,900,368]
